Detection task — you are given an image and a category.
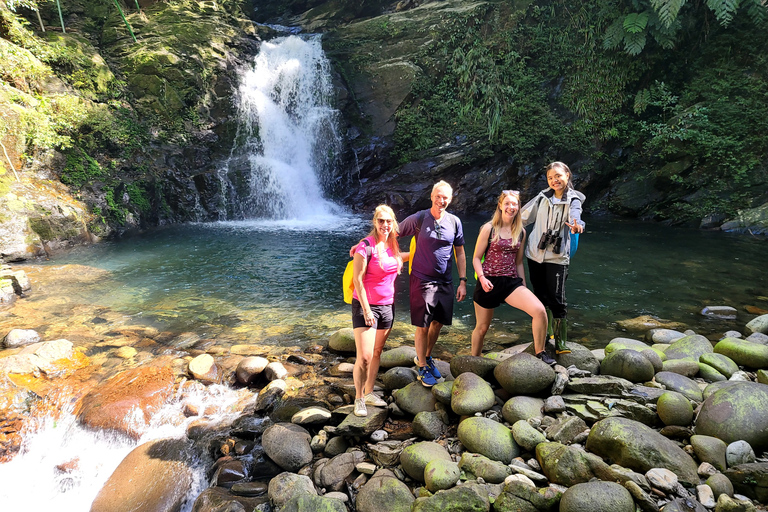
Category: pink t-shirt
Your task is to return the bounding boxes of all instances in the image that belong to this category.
[352,237,399,305]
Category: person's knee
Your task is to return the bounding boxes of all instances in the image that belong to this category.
[372,345,385,358]
[474,323,490,336]
[357,351,373,367]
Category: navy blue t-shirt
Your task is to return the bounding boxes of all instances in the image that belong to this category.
[399,209,465,284]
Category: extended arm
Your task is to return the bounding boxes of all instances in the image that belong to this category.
[565,199,585,234]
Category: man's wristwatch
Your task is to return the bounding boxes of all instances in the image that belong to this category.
[459,277,467,282]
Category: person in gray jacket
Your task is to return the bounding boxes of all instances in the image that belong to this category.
[521,162,585,359]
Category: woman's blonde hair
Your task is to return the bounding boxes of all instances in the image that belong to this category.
[489,191,523,244]
[545,161,574,190]
[367,204,403,273]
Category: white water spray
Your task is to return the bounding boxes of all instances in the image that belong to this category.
[225,35,343,220]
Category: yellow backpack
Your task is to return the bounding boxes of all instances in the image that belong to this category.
[343,238,373,304]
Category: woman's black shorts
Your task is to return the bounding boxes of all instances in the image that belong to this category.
[473,276,525,310]
[352,299,395,330]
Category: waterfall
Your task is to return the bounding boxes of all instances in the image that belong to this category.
[221,34,343,220]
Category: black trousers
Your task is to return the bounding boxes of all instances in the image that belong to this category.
[527,259,568,318]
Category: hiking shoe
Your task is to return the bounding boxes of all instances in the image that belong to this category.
[414,356,442,380]
[536,351,557,366]
[417,366,437,387]
[365,393,387,407]
[354,398,368,417]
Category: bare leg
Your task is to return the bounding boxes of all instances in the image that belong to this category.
[505,286,548,353]
[415,326,429,366]
[353,326,376,399]
[471,303,494,356]
[364,328,390,394]
[426,321,443,358]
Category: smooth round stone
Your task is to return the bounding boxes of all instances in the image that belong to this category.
[691,435,728,472]
[382,367,418,390]
[665,334,715,361]
[696,382,768,450]
[230,481,268,497]
[559,481,635,512]
[641,349,664,373]
[431,381,452,405]
[654,371,703,402]
[424,460,460,492]
[458,452,511,484]
[451,372,495,415]
[188,353,219,383]
[328,328,356,353]
[494,353,555,395]
[746,332,768,344]
[601,349,655,383]
[379,346,417,368]
[702,306,738,320]
[501,396,544,424]
[605,337,652,354]
[698,362,727,382]
[2,328,40,348]
[355,469,414,512]
[399,441,451,482]
[700,353,739,379]
[393,381,436,415]
[746,314,768,334]
[541,341,600,374]
[291,406,332,425]
[649,329,686,344]
[646,467,678,493]
[449,355,499,380]
[661,358,700,378]
[713,337,768,368]
[457,417,519,464]
[702,380,741,401]
[705,473,734,498]
[236,356,269,385]
[268,473,317,510]
[261,423,312,472]
[657,391,693,426]
[511,420,546,451]
[412,411,447,440]
[116,346,137,359]
[725,440,756,467]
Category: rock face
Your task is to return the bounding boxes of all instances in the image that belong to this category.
[695,382,768,450]
[76,366,175,439]
[261,423,313,472]
[91,438,194,512]
[586,417,699,485]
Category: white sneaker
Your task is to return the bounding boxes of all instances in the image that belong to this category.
[365,393,387,407]
[354,398,367,417]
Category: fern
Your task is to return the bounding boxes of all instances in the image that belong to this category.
[623,30,647,55]
[746,0,768,23]
[623,12,650,33]
[650,0,687,27]
[634,89,652,114]
[603,19,625,49]
[707,0,741,25]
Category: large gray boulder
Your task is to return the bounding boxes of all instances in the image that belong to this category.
[695,382,768,450]
[664,334,714,361]
[449,355,499,380]
[355,469,414,512]
[394,381,437,415]
[328,328,356,353]
[261,423,313,472]
[379,346,418,368]
[494,353,555,395]
[559,481,635,512]
[457,417,519,464]
[501,396,544,424]
[451,372,495,415]
[586,417,699,485]
[267,472,317,509]
[600,349,655,383]
[399,441,452,482]
[714,337,768,368]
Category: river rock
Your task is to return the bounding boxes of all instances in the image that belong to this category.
[369,440,405,467]
[654,371,703,402]
[424,459,460,492]
[605,337,653,354]
[559,481,635,512]
[253,379,286,412]
[522,341,600,374]
[586,417,699,485]
[457,417,519,464]
[657,391,694,426]
[281,495,346,511]
[691,435,728,471]
[695,382,768,450]
[77,366,175,439]
[702,306,738,320]
[382,366,418,389]
[291,406,332,426]
[726,440,755,467]
[91,438,193,512]
[413,410,447,440]
[261,423,312,472]
[535,442,612,486]
[192,486,268,511]
[665,334,714,361]
[314,452,358,490]
[393,381,436,415]
[714,337,768,368]
[268,471,317,509]
[702,380,741,400]
[699,483,716,507]
[706,473,734,499]
[649,328,687,344]
[264,361,288,381]
[324,436,349,457]
[431,380,453,405]
[451,372,495,415]
[458,452,511,484]
[495,478,562,512]
[2,329,40,348]
[724,462,768,502]
[329,328,356,353]
[661,358,700,377]
[411,483,490,512]
[698,362,728,382]
[663,497,708,512]
[601,349,655,383]
[235,355,269,385]
[188,353,220,384]
[494,353,555,395]
[646,467,678,493]
[700,353,739,378]
[501,396,544,424]
[566,375,634,395]
[450,355,499,380]
[746,332,768,344]
[641,349,664,373]
[356,468,414,512]
[400,441,452,482]
[333,405,388,436]
[379,346,417,368]
[511,420,547,451]
[715,494,756,512]
[616,315,686,332]
[746,314,768,334]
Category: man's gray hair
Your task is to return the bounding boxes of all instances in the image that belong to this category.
[432,180,453,195]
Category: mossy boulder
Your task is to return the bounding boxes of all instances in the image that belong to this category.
[424,459,460,492]
[355,469,414,512]
[661,358,700,377]
[600,349,655,383]
[450,372,495,415]
[458,452,511,484]
[714,337,768,369]
[494,478,562,512]
[697,362,727,382]
[431,381,453,405]
[664,334,714,361]
[605,337,653,354]
[699,353,739,379]
[328,328,355,353]
[695,382,768,450]
[399,442,452,482]
[494,353,555,395]
[535,442,612,486]
[586,417,699,486]
[559,481,635,512]
[511,420,547,451]
[457,417,519,464]
[449,355,498,381]
[394,381,436,415]
[379,346,417,368]
[501,396,544,424]
[411,483,490,512]
[657,391,693,426]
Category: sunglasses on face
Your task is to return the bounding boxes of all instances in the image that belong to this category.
[376,218,394,225]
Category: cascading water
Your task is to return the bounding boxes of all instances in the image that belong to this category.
[220,34,343,220]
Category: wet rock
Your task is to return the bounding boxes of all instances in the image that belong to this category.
[400,441,452,482]
[586,417,699,486]
[381,366,418,389]
[328,328,356,353]
[411,483,490,512]
[457,417,519,464]
[77,366,175,439]
[657,391,693,426]
[356,468,414,512]
[91,438,193,512]
[691,435,728,471]
[192,486,268,511]
[393,381,436,415]
[451,372,495,415]
[654,371,703,402]
[724,462,768,502]
[253,379,286,412]
[188,353,220,384]
[230,481,268,497]
[601,349,655,383]
[746,314,768,334]
[706,473,734,499]
[413,410,447,440]
[661,358,700,378]
[267,472,317,509]
[665,334,715,361]
[494,353,555,395]
[261,423,312,472]
[699,353,738,379]
[458,452,511,484]
[264,361,288,381]
[559,481,635,512]
[2,329,40,348]
[501,396,544,424]
[726,441,755,467]
[714,337,768,368]
[379,346,417,368]
[702,306,738,320]
[695,382,768,450]
[424,459,460,492]
[450,355,499,380]
[511,420,546,451]
[212,458,248,487]
[649,329,687,344]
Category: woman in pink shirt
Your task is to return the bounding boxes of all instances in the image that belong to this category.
[351,205,406,417]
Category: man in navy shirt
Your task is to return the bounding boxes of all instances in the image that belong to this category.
[399,181,467,386]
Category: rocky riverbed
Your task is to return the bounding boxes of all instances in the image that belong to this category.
[2,267,768,511]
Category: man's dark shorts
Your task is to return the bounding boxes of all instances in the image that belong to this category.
[410,273,454,327]
[473,276,525,310]
[351,299,395,330]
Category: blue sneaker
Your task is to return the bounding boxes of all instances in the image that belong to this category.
[414,356,442,381]
[417,366,437,387]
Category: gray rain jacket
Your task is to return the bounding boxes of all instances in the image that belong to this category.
[521,188,586,265]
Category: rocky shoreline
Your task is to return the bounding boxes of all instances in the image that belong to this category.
[2,272,768,512]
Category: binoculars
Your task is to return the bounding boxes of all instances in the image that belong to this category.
[537,229,563,254]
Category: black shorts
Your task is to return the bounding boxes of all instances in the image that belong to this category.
[473,276,525,310]
[352,299,395,330]
[410,274,454,327]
